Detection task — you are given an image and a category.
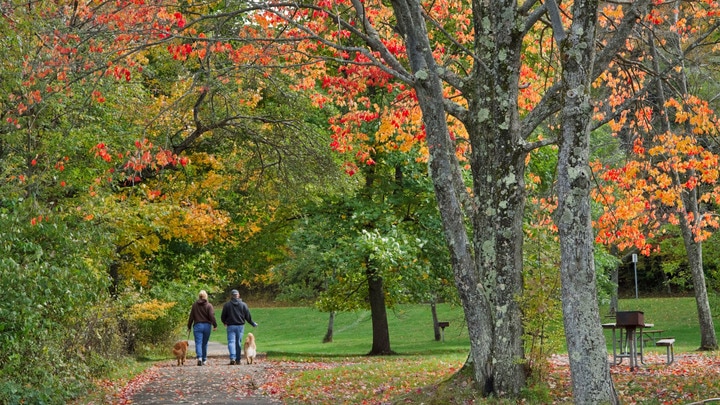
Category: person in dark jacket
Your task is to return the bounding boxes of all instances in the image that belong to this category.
[187,290,217,366]
[220,289,257,365]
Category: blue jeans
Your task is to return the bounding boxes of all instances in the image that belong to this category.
[193,323,212,361]
[226,324,245,361]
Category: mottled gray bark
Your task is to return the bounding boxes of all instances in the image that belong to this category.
[678,196,718,350]
[303,0,651,397]
[389,0,525,394]
[555,0,618,402]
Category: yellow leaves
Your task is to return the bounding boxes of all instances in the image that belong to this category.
[654,189,679,206]
[248,222,262,235]
[200,172,231,192]
[655,172,673,189]
[240,89,263,108]
[162,200,231,244]
[665,96,718,135]
[119,261,150,287]
[650,132,703,160]
[601,4,624,23]
[689,112,714,135]
[674,109,690,124]
[189,152,221,170]
[701,166,719,184]
[377,117,395,144]
[127,299,176,321]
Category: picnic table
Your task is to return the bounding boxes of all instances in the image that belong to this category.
[602,322,654,370]
[602,310,657,370]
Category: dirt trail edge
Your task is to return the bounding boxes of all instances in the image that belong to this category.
[126,341,285,404]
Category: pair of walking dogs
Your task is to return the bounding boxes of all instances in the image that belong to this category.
[173,333,257,366]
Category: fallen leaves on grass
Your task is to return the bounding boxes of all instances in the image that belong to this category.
[105,353,720,404]
[109,367,162,404]
[548,353,720,404]
[281,357,461,404]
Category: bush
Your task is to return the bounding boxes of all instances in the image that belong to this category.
[522,221,564,381]
[119,281,208,356]
[0,210,119,404]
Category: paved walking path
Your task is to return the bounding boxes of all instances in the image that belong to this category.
[127,341,284,405]
[190,340,231,359]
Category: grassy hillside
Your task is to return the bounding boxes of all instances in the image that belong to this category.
[204,297,716,356]
[208,302,470,356]
[159,297,720,404]
[601,296,713,353]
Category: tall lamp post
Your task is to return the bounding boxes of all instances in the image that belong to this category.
[632,253,638,299]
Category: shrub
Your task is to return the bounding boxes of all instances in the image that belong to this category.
[119,281,208,356]
[0,210,118,404]
[127,298,178,344]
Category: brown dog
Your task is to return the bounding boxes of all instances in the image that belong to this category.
[243,333,256,364]
[173,340,188,366]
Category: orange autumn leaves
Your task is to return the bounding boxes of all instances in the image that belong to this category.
[546,352,720,404]
[592,96,720,255]
[6,0,184,126]
[92,139,187,185]
[16,0,720,263]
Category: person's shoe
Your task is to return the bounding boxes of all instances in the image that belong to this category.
[197,360,202,366]
[202,360,207,366]
[229,360,236,365]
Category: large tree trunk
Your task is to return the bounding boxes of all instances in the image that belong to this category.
[389,0,526,395]
[556,0,618,402]
[678,197,718,350]
[369,0,647,398]
[366,265,394,355]
[467,122,527,395]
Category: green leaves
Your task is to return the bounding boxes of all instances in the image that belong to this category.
[0,206,114,403]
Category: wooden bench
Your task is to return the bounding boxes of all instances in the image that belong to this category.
[655,338,675,365]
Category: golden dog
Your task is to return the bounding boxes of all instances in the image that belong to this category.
[243,333,257,364]
[172,340,188,366]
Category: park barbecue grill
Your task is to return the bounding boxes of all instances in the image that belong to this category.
[616,311,644,327]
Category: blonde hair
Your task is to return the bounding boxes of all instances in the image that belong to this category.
[198,290,208,300]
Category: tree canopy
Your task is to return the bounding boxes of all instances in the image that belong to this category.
[5,0,720,402]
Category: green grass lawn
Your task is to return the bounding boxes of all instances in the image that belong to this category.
[601,296,713,353]
[207,302,471,356]
[172,297,720,404]
[205,297,716,356]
